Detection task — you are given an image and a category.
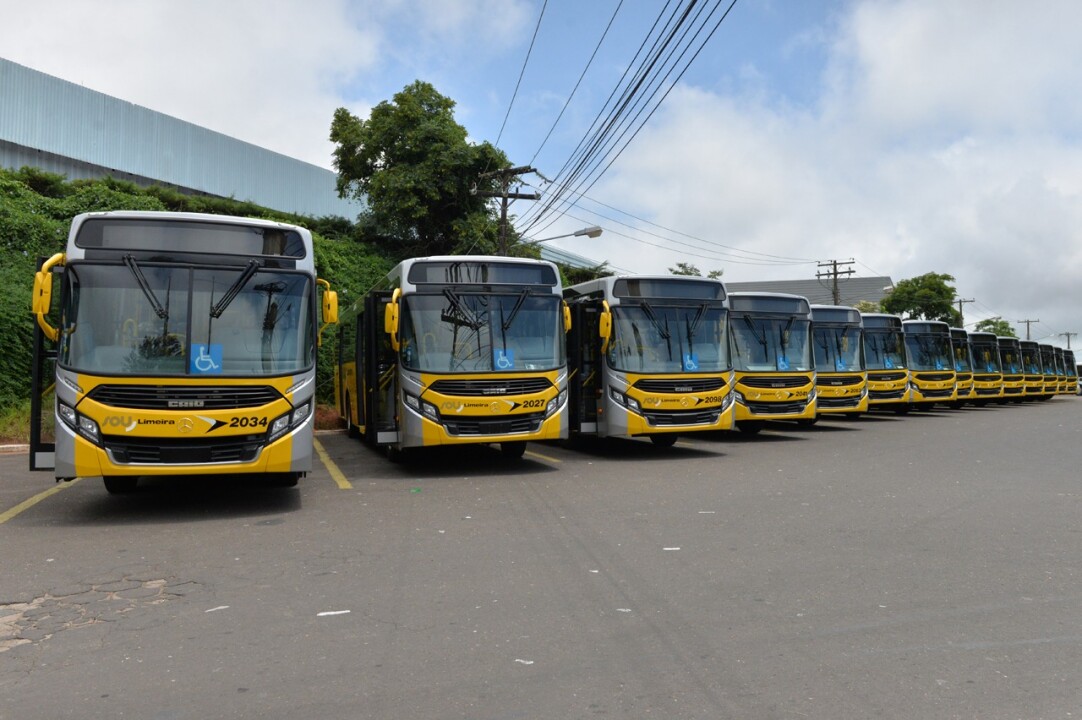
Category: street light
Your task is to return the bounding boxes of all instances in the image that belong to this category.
[523,225,603,246]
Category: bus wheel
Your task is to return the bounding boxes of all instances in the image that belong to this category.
[345,398,360,439]
[796,418,818,427]
[736,422,762,435]
[649,434,678,448]
[103,476,138,494]
[386,445,410,463]
[893,406,910,415]
[266,473,300,488]
[500,441,527,459]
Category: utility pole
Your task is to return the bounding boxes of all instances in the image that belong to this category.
[955,297,974,326]
[1060,331,1077,349]
[816,259,854,304]
[476,165,540,255]
[1017,318,1040,340]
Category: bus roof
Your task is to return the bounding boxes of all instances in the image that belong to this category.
[727,291,810,314]
[810,305,861,324]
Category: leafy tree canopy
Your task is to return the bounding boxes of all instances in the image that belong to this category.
[330,80,510,260]
[880,272,961,325]
[973,316,1017,337]
[854,300,879,314]
[669,261,722,279]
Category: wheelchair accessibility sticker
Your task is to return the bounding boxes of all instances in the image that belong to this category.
[494,348,515,370]
[191,344,223,374]
[682,353,699,371]
[777,355,791,371]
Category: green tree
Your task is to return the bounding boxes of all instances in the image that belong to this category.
[854,300,879,314]
[330,81,509,259]
[668,262,722,278]
[880,272,962,325]
[974,316,1016,337]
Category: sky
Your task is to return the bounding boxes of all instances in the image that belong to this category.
[3,0,1081,348]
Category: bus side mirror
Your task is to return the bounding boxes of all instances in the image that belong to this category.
[598,301,612,354]
[322,290,339,325]
[563,301,571,333]
[33,253,65,342]
[384,288,401,351]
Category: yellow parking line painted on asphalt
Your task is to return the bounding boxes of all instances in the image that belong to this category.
[525,449,561,464]
[0,478,83,525]
[313,438,352,490]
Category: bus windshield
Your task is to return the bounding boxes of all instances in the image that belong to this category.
[864,330,906,370]
[813,326,863,372]
[607,303,729,373]
[730,314,812,372]
[904,334,951,371]
[972,344,1001,372]
[58,262,313,376]
[952,342,973,373]
[399,291,565,373]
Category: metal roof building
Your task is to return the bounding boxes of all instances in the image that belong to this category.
[0,57,363,218]
[724,276,895,307]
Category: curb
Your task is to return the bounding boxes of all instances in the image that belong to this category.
[0,444,29,455]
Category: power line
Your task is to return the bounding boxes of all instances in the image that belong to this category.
[528,0,625,166]
[495,0,548,148]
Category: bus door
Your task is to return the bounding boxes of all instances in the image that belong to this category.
[29,318,57,471]
[363,291,398,445]
[568,300,602,435]
[29,255,61,472]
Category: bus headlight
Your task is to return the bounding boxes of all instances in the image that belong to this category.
[732,390,746,405]
[545,389,567,418]
[404,391,439,421]
[268,401,311,443]
[720,391,734,412]
[610,388,641,413]
[58,401,101,445]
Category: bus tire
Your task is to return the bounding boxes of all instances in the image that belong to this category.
[386,445,410,463]
[796,418,818,427]
[345,397,360,439]
[266,473,300,488]
[500,441,527,459]
[649,434,677,448]
[736,422,762,435]
[893,406,910,415]
[103,476,138,494]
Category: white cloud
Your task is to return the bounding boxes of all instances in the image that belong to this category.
[585,0,1082,340]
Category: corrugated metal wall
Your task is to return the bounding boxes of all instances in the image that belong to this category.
[0,57,363,219]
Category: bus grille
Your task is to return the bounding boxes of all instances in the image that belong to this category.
[104,435,264,464]
[816,375,863,387]
[642,408,721,426]
[740,376,810,389]
[916,389,953,399]
[429,378,552,396]
[633,378,727,393]
[869,389,906,400]
[818,396,862,408]
[913,373,954,382]
[442,413,545,436]
[744,400,809,415]
[868,371,907,382]
[972,374,1001,382]
[88,385,283,410]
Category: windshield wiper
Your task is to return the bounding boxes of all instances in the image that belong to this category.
[210,259,259,318]
[124,255,168,320]
[742,315,768,348]
[441,288,482,330]
[501,290,529,332]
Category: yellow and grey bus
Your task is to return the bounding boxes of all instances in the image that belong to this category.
[563,275,733,446]
[1064,350,1079,395]
[335,256,568,460]
[30,211,338,493]
[901,320,957,409]
[1039,343,1059,398]
[861,313,910,413]
[1019,340,1044,400]
[1055,347,1073,395]
[949,327,974,407]
[810,305,867,417]
[727,292,816,432]
[997,337,1025,401]
[967,331,1003,404]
